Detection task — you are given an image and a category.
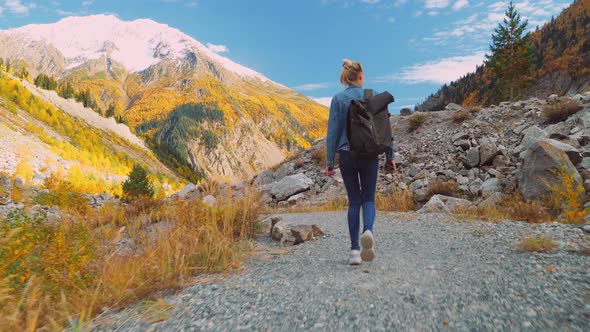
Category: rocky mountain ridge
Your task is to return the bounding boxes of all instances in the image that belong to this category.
[0,15,328,181]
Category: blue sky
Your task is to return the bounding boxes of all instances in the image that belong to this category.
[0,0,573,111]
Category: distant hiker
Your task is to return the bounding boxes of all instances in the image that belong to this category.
[326,59,396,265]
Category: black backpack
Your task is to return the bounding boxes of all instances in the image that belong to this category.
[346,89,395,159]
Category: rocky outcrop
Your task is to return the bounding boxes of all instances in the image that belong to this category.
[517,139,583,201]
[245,92,590,215]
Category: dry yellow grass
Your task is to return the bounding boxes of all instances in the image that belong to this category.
[451,109,470,123]
[452,192,552,223]
[311,148,327,166]
[542,100,582,123]
[376,188,416,212]
[516,235,558,253]
[427,179,459,198]
[0,188,262,330]
[408,113,426,132]
[467,106,481,113]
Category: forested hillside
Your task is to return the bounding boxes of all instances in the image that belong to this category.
[416,0,590,112]
[0,15,328,182]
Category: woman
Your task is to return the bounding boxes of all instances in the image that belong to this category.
[326,59,395,265]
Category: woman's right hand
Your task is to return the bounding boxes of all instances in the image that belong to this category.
[326,167,335,177]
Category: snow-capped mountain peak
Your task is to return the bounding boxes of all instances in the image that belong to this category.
[2,14,269,81]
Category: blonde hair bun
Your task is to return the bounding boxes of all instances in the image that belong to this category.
[340,59,363,85]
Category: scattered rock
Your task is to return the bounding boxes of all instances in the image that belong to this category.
[311,224,326,237]
[270,173,314,201]
[271,221,289,241]
[469,179,483,197]
[291,225,314,244]
[202,195,216,207]
[479,138,499,166]
[419,194,473,213]
[287,193,305,205]
[478,192,504,208]
[481,178,501,197]
[460,147,480,168]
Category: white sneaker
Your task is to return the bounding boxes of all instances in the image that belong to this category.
[360,230,375,262]
[349,250,361,265]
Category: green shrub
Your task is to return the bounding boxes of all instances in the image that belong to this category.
[122,164,154,200]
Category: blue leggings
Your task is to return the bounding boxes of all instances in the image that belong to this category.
[338,151,378,250]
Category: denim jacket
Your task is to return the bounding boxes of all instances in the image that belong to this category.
[326,85,394,168]
[326,85,362,168]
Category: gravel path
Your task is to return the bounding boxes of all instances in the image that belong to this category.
[94,212,590,331]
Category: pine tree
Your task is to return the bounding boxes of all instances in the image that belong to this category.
[487,1,534,101]
[105,103,116,118]
[59,82,75,99]
[122,164,154,200]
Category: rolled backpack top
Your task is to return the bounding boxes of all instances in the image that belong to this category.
[346,89,395,159]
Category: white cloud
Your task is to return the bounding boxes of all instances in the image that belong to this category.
[312,97,332,107]
[424,0,449,9]
[428,11,439,16]
[0,6,3,15]
[56,9,77,15]
[360,0,380,3]
[82,0,93,5]
[4,0,35,15]
[394,0,407,7]
[487,1,506,12]
[294,83,331,91]
[452,0,469,11]
[375,51,486,84]
[421,0,568,48]
[206,43,229,53]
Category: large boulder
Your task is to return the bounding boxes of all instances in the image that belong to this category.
[275,163,295,182]
[270,173,314,201]
[460,147,480,168]
[543,139,582,166]
[514,126,547,156]
[400,108,413,116]
[446,103,462,111]
[176,183,197,197]
[254,170,275,187]
[517,139,584,201]
[479,138,498,166]
[481,178,501,197]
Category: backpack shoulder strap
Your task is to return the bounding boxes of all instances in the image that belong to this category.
[363,89,374,99]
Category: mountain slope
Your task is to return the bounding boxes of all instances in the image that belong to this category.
[0,15,328,181]
[0,70,182,196]
[416,0,590,112]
